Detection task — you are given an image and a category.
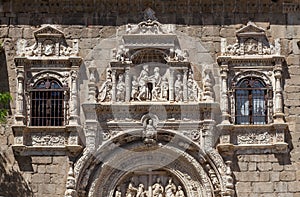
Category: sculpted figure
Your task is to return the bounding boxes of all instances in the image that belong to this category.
[152,178,164,197]
[165,178,176,197]
[115,186,122,197]
[174,74,183,102]
[126,181,138,197]
[149,67,162,100]
[131,75,139,101]
[160,77,169,101]
[116,74,126,102]
[143,119,157,145]
[137,65,149,101]
[136,183,147,197]
[175,186,185,197]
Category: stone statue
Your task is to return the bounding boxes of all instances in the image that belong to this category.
[116,74,126,102]
[115,186,122,197]
[136,183,147,197]
[143,119,157,145]
[152,178,164,197]
[175,186,185,197]
[160,77,169,101]
[174,74,183,102]
[165,178,176,197]
[126,181,138,197]
[131,75,139,101]
[137,65,150,101]
[149,67,162,101]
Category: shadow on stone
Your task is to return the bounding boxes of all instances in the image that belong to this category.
[0,153,33,197]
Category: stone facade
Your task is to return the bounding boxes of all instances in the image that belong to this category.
[0,1,300,197]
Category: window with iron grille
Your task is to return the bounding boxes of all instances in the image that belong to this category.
[235,77,270,125]
[30,78,66,126]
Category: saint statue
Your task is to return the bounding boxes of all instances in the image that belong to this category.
[165,178,176,197]
[126,181,137,197]
[143,119,157,145]
[137,65,149,101]
[174,74,183,102]
[131,75,139,101]
[152,178,164,197]
[175,186,185,197]
[116,74,126,102]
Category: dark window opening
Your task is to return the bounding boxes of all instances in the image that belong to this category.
[30,78,65,126]
[235,77,269,125]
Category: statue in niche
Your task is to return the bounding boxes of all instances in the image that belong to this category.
[175,186,185,197]
[160,77,169,101]
[143,119,157,145]
[98,69,112,102]
[174,74,183,102]
[126,181,138,197]
[149,67,162,101]
[115,186,122,197]
[165,178,176,197]
[136,183,147,197]
[137,65,150,101]
[152,178,164,197]
[131,75,139,101]
[116,74,126,102]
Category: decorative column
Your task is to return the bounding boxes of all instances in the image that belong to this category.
[69,70,79,125]
[64,161,77,197]
[220,63,231,124]
[111,70,117,102]
[169,69,174,102]
[15,68,25,125]
[88,67,97,103]
[273,58,284,122]
[183,69,188,102]
[203,70,214,102]
[125,68,131,102]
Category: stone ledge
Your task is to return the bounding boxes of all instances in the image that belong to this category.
[12,145,82,157]
[217,142,288,154]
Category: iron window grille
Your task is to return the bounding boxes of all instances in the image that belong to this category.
[234,77,270,125]
[30,78,67,126]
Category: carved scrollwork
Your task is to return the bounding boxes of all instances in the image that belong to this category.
[237,132,274,145]
[29,132,66,146]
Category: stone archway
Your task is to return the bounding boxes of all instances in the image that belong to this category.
[74,130,234,197]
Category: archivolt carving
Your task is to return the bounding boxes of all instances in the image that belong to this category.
[231,71,272,87]
[26,71,68,88]
[74,131,232,197]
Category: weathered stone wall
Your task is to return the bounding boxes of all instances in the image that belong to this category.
[0,1,300,196]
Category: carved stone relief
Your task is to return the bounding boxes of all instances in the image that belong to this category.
[97,64,204,103]
[24,132,66,146]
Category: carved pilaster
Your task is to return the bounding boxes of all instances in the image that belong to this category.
[112,70,117,102]
[15,69,25,125]
[64,161,77,197]
[69,70,79,125]
[88,67,96,103]
[273,59,284,122]
[125,68,131,102]
[183,69,188,102]
[220,63,231,124]
[169,69,174,102]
